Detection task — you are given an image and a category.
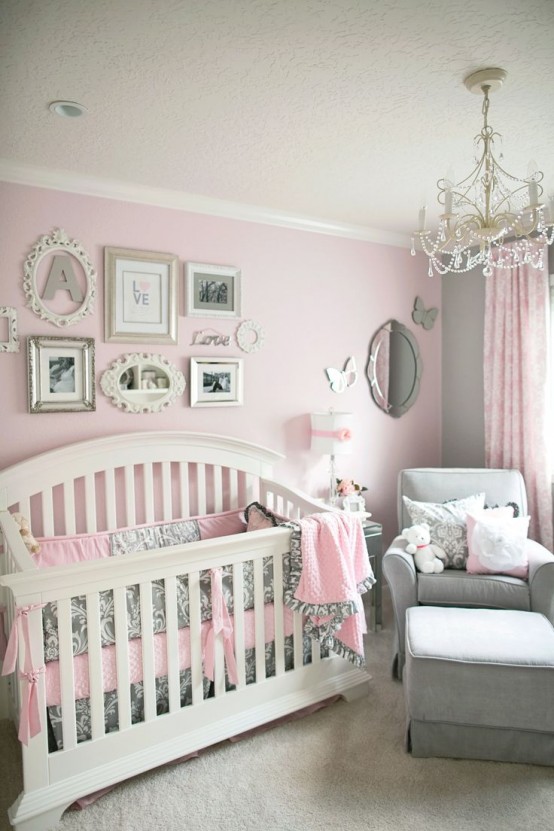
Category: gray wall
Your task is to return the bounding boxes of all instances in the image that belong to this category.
[441,265,486,466]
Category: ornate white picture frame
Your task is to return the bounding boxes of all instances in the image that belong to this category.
[100,352,186,413]
[0,307,19,352]
[23,228,96,327]
[190,357,243,407]
[105,247,179,344]
[186,262,241,319]
[28,336,95,413]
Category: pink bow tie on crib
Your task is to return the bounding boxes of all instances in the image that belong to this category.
[202,568,238,686]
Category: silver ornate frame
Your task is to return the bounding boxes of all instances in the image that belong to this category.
[28,335,95,413]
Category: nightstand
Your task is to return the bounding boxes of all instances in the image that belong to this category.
[362,519,383,631]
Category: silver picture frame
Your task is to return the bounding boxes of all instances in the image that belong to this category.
[28,336,95,413]
[105,247,179,344]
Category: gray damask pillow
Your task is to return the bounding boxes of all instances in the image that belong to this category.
[403,492,486,569]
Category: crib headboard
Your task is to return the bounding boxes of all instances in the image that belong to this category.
[0,431,285,538]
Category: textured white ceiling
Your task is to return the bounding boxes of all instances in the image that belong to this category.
[1,0,554,239]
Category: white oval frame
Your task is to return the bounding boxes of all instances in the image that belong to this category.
[100,353,186,413]
[236,319,265,353]
[23,228,96,327]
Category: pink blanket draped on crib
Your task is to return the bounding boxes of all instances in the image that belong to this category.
[284,512,374,667]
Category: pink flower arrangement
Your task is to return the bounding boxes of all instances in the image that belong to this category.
[336,478,367,496]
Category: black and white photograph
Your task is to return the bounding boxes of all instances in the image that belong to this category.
[48,356,75,393]
[190,357,243,407]
[186,262,241,318]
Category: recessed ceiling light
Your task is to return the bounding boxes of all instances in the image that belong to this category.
[49,100,87,118]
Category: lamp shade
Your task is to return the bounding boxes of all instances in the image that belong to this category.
[310,411,353,456]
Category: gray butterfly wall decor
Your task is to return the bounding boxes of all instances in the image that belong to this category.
[412,296,439,330]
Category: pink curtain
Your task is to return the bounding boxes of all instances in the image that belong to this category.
[484,243,552,549]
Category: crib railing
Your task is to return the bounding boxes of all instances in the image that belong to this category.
[1,524,325,783]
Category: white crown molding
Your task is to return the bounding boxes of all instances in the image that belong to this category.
[0,159,411,249]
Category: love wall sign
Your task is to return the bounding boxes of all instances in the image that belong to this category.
[104,247,179,345]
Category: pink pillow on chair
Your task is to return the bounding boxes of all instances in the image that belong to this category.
[465,507,530,579]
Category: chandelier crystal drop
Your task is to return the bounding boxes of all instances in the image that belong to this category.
[412,68,554,277]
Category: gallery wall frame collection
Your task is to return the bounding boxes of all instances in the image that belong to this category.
[18,230,260,412]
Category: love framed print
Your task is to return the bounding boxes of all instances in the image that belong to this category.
[105,247,178,344]
[28,336,95,413]
[190,357,243,407]
[186,262,241,319]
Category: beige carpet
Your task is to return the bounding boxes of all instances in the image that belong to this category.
[1,599,553,831]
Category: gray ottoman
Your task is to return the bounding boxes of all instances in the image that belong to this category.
[405,607,554,765]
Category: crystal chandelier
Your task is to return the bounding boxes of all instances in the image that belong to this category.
[412,68,554,277]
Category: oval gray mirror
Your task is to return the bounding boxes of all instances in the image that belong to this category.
[366,320,422,417]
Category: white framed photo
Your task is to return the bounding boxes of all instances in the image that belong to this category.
[186,262,241,319]
[28,336,95,413]
[190,357,243,407]
[105,247,178,344]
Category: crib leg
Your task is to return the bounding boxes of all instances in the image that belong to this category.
[340,676,371,702]
[9,792,73,831]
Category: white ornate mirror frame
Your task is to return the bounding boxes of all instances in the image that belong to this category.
[100,353,186,413]
[23,228,96,327]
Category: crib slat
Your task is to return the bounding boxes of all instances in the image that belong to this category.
[188,570,203,705]
[105,469,117,529]
[63,482,76,535]
[18,497,31,529]
[41,489,54,537]
[197,465,207,516]
[293,611,304,669]
[84,474,97,533]
[213,466,223,514]
[254,557,265,682]
[162,462,172,520]
[86,591,105,741]
[113,586,131,731]
[229,469,238,510]
[232,562,246,687]
[58,597,77,751]
[273,554,285,676]
[179,463,190,518]
[144,463,155,524]
[164,576,180,712]
[245,473,257,506]
[124,466,136,527]
[139,581,156,722]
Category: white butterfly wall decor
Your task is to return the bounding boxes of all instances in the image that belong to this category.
[412,296,439,330]
[325,356,358,394]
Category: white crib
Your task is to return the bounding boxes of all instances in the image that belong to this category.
[0,431,370,831]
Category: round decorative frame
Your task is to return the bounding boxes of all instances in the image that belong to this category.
[236,319,265,353]
[23,228,96,327]
[100,353,186,414]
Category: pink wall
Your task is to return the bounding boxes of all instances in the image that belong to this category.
[0,182,441,543]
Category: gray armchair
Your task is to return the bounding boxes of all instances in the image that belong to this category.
[382,468,554,679]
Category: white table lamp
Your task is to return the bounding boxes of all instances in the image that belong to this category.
[310,411,353,505]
